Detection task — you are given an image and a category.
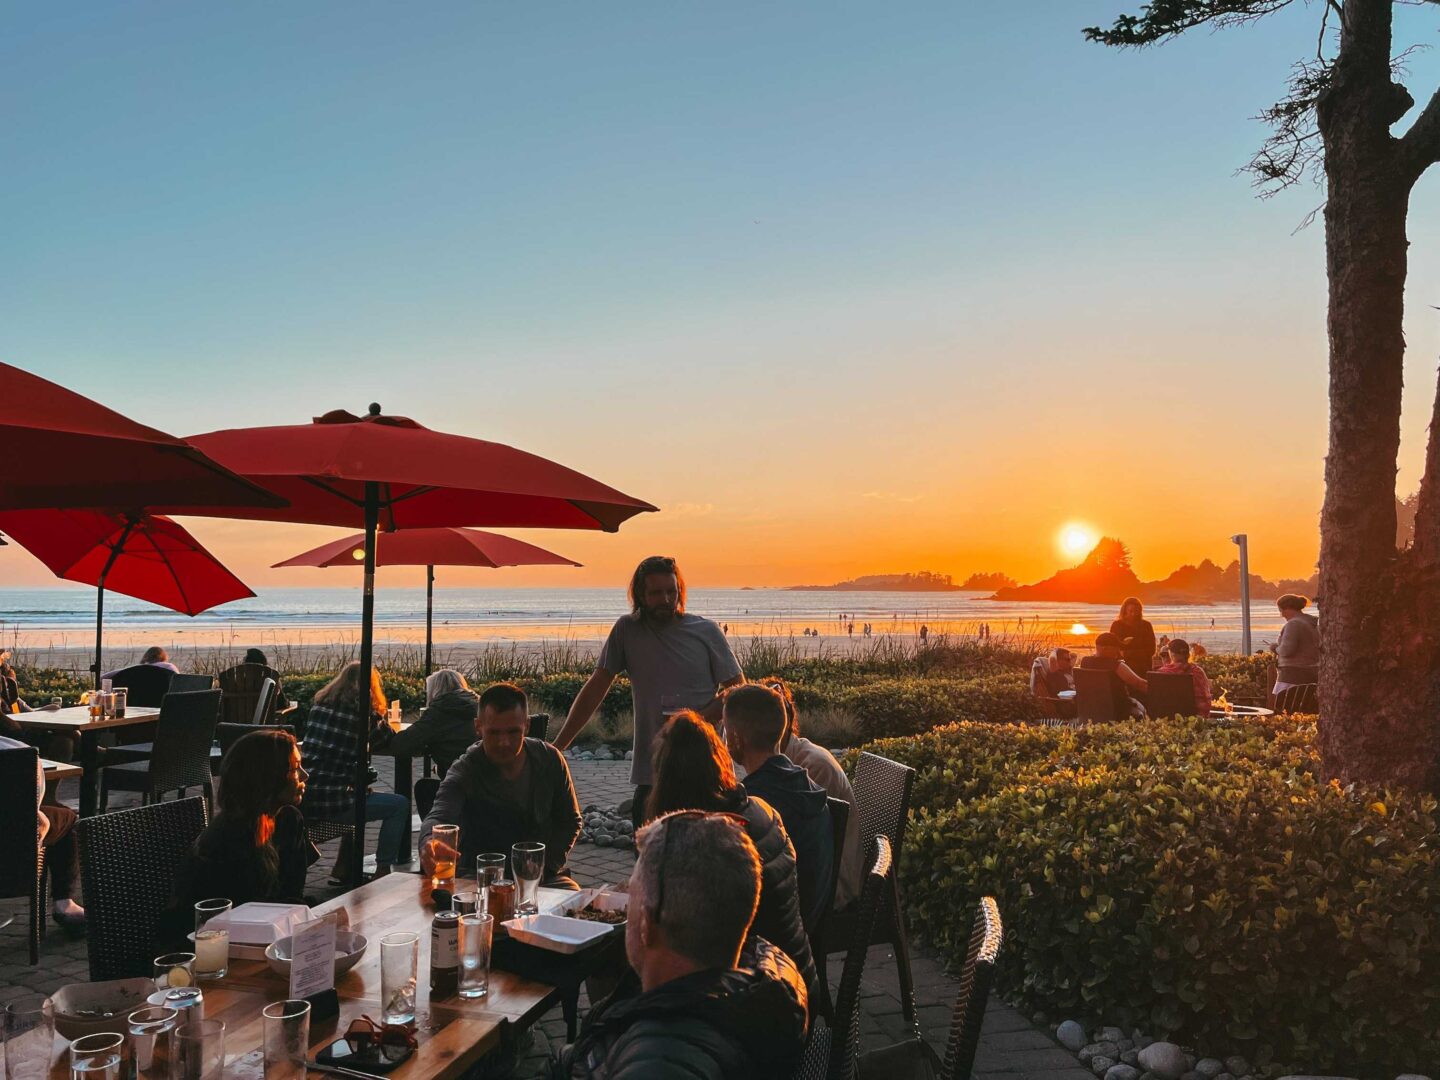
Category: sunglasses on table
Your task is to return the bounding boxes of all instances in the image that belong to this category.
[316,1015,418,1074]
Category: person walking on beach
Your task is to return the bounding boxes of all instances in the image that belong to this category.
[553,555,744,830]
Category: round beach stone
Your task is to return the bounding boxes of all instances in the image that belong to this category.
[1121,1050,1140,1066]
[1106,1066,1141,1080]
[1396,1075,1434,1080]
[1195,1060,1224,1079]
[1081,1042,1120,1064]
[614,835,634,849]
[1224,1059,1250,1077]
[1137,1042,1189,1080]
[1100,1027,1126,1044]
[1092,1058,1116,1077]
[1178,1073,1202,1080]
[624,750,634,760]
[1118,1039,1135,1052]
[1056,1021,1086,1052]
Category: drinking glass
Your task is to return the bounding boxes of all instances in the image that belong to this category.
[69,1032,123,1080]
[379,932,419,1026]
[453,889,479,916]
[458,913,493,999]
[126,1006,179,1079]
[261,1000,310,1080]
[193,899,231,979]
[511,842,545,915]
[153,952,197,990]
[476,852,506,888]
[4,994,55,1080]
[169,1019,224,1080]
[430,824,459,891]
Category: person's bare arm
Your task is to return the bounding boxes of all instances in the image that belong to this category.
[552,668,617,751]
[696,674,747,723]
[1117,662,1148,693]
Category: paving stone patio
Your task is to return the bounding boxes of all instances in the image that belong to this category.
[0,757,1089,1080]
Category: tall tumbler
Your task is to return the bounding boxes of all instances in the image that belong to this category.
[69,1032,123,1080]
[3,995,54,1080]
[511,842,545,916]
[126,1006,179,1079]
[379,932,419,1026]
[261,1000,311,1080]
[192,899,231,980]
[170,1019,224,1080]
[475,852,506,915]
[458,913,493,1000]
[430,824,459,891]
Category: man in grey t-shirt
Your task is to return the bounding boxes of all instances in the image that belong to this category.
[553,555,744,827]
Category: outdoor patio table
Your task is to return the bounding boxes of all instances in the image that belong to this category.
[42,984,501,1080]
[12,705,160,817]
[40,758,82,782]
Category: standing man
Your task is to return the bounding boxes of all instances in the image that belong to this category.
[554,556,745,829]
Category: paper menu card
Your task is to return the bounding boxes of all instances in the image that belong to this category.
[289,915,338,1000]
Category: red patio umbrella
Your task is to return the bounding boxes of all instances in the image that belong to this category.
[0,363,286,513]
[0,510,255,686]
[272,527,581,673]
[168,404,656,880]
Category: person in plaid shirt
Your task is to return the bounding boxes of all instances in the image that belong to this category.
[301,661,407,881]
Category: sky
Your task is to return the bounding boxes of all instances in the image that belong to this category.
[4,1,1440,593]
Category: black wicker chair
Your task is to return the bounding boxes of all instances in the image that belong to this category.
[106,664,175,708]
[77,796,209,980]
[1273,683,1318,714]
[793,835,893,1080]
[528,713,550,741]
[817,752,919,1038]
[100,689,221,811]
[809,796,851,1020]
[0,746,46,964]
[857,896,1003,1080]
[1145,671,1198,719]
[1073,668,1123,723]
[169,674,215,694]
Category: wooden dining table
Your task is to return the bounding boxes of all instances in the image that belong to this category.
[12,706,160,816]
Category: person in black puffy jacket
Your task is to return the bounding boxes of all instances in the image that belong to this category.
[556,812,808,1080]
[643,712,819,996]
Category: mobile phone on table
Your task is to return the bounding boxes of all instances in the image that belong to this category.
[315,1035,414,1075]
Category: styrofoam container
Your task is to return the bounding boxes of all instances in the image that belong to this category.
[502,914,614,953]
[201,902,311,946]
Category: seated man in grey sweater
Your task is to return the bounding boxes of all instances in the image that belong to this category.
[419,682,583,889]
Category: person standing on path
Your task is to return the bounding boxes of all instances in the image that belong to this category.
[554,555,745,829]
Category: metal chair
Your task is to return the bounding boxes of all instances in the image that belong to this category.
[106,664,175,708]
[253,677,278,724]
[809,796,851,1020]
[77,796,208,979]
[100,689,221,811]
[856,897,1003,1080]
[1073,667,1123,723]
[1145,671,1199,718]
[0,747,46,964]
[793,835,893,1080]
[818,752,919,1037]
[1273,683,1318,714]
[169,674,215,694]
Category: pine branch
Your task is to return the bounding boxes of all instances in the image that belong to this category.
[1083,0,1298,46]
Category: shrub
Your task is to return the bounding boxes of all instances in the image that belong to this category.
[1197,653,1272,701]
[13,667,90,706]
[868,716,1440,1075]
[834,673,1043,738]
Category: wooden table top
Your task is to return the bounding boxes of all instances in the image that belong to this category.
[44,986,501,1080]
[210,875,577,1028]
[13,705,159,732]
[40,758,82,780]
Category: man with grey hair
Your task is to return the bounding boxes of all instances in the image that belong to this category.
[557,811,809,1079]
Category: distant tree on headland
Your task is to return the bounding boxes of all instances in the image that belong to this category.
[788,570,958,592]
[1088,1,1440,791]
[960,571,1017,590]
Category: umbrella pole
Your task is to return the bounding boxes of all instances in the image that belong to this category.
[425,565,434,676]
[92,520,135,689]
[352,481,379,886]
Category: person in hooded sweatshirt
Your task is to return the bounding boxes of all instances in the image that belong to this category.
[725,684,834,929]
[556,810,808,1080]
[386,668,480,779]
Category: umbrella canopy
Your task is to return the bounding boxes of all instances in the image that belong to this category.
[0,363,286,513]
[169,404,655,882]
[272,527,581,672]
[0,509,254,685]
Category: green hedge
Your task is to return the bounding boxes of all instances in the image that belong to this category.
[864,717,1439,1075]
[831,672,1043,739]
[1197,653,1273,702]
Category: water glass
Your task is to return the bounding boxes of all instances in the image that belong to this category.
[261,1000,310,1080]
[193,899,231,979]
[458,913,493,999]
[379,932,419,1026]
[4,994,55,1080]
[69,1032,123,1080]
[127,1006,179,1079]
[511,842,545,915]
[153,952,197,990]
[169,1019,224,1080]
[476,852,506,901]
[430,824,459,891]
[453,889,479,916]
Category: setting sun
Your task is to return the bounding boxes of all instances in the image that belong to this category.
[1058,523,1098,561]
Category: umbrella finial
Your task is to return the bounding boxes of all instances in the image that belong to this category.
[368,403,382,417]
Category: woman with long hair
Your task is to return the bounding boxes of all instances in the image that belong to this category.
[1110,596,1158,676]
[645,711,818,995]
[302,661,407,882]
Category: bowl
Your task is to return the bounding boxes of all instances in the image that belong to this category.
[264,930,368,978]
[52,979,156,1039]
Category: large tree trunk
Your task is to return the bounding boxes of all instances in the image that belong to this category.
[1316,0,1440,791]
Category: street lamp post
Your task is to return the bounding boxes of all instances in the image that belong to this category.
[1231,533,1252,655]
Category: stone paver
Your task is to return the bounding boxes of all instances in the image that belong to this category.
[0,758,1080,1080]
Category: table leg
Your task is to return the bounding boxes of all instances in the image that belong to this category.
[79,730,99,817]
[394,753,414,862]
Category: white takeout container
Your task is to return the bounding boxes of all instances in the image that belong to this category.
[264,930,369,978]
[503,914,614,954]
[52,979,155,1039]
[202,902,311,945]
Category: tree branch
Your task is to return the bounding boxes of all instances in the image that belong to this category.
[1398,84,1440,178]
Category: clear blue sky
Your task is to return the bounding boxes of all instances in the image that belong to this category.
[4,2,1440,588]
